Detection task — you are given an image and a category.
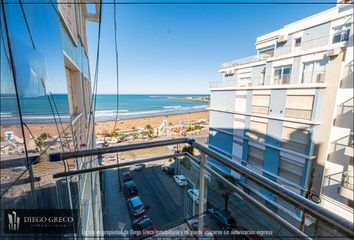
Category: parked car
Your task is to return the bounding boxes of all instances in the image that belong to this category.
[173,175,187,186]
[123,181,138,198]
[161,165,175,175]
[121,172,132,183]
[132,216,157,236]
[187,188,207,205]
[130,163,145,171]
[188,218,215,240]
[127,196,145,217]
[207,208,237,230]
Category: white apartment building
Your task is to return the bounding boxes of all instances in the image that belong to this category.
[1,0,103,237]
[208,2,353,224]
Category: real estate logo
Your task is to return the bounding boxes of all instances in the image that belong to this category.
[4,209,77,233]
[7,211,20,231]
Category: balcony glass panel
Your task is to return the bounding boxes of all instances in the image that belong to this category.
[1,139,353,238]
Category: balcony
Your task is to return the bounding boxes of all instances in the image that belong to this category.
[284,108,312,120]
[339,171,354,201]
[211,71,326,90]
[251,105,270,115]
[71,112,86,147]
[221,55,259,69]
[1,138,353,238]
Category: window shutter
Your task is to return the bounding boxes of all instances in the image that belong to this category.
[65,67,75,114]
[282,127,309,154]
[286,95,314,110]
[252,95,270,106]
[248,146,264,169]
[248,121,268,142]
[278,157,303,185]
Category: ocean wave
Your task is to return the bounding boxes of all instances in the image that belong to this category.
[163,105,182,109]
[23,115,70,120]
[95,109,129,113]
[2,105,208,123]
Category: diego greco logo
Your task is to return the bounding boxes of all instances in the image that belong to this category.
[4,209,77,233]
[8,211,20,231]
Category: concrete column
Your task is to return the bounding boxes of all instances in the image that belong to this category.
[312,51,345,194]
[198,153,206,231]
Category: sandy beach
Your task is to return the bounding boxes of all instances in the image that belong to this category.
[95,111,209,135]
[1,111,209,138]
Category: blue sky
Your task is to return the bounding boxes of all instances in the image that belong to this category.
[86,2,333,94]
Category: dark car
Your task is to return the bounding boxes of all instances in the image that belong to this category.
[127,196,145,218]
[132,216,156,236]
[208,208,237,230]
[121,172,132,183]
[161,165,175,175]
[123,181,138,198]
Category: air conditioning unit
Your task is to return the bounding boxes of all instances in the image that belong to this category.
[327,47,341,56]
[278,34,288,42]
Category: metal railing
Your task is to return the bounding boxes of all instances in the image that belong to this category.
[48,137,354,237]
[209,79,238,88]
[221,55,258,69]
[251,105,269,115]
[284,108,313,120]
[211,71,327,89]
[71,112,85,147]
[341,171,354,191]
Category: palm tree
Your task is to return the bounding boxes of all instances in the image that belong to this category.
[216,174,237,211]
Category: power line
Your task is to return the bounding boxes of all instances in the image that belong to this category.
[86,0,103,148]
[112,0,120,136]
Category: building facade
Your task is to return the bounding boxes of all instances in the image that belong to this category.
[1,0,102,237]
[208,3,353,223]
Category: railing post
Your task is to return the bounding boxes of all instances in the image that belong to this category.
[198,152,207,231]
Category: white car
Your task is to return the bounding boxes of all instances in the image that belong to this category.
[129,163,145,171]
[173,175,187,186]
[187,188,207,205]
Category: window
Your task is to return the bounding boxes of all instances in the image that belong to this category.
[247,146,264,170]
[294,37,302,47]
[282,127,309,154]
[224,70,235,80]
[251,95,270,114]
[285,95,314,120]
[248,121,268,142]
[302,60,326,83]
[276,41,286,48]
[332,24,351,43]
[273,65,292,85]
[258,46,275,59]
[278,156,303,185]
[238,77,252,87]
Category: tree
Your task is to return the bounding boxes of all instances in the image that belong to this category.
[182,145,194,154]
[35,138,45,151]
[101,130,111,138]
[38,132,51,140]
[144,124,154,136]
[216,174,237,211]
[179,145,194,171]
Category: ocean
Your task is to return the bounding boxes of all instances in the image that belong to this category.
[0,94,209,124]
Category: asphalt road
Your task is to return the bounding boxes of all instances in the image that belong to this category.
[126,163,198,229]
[101,159,280,239]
